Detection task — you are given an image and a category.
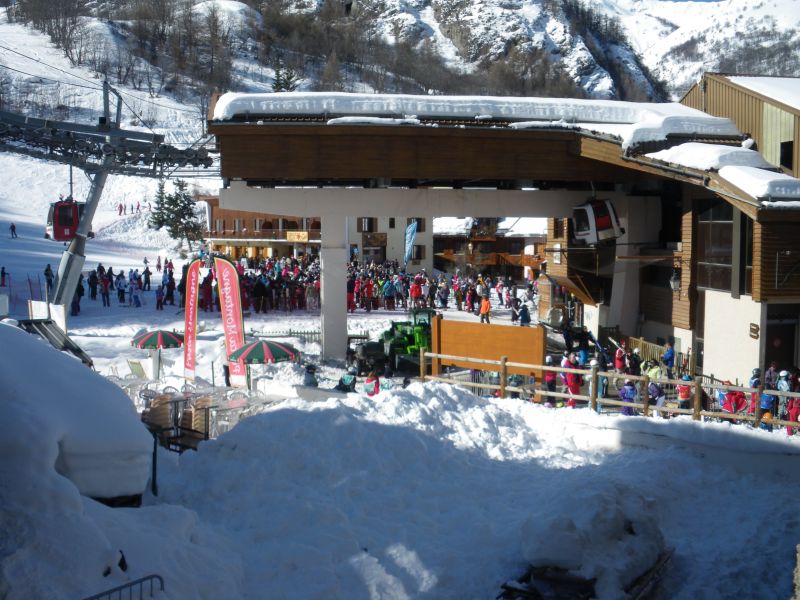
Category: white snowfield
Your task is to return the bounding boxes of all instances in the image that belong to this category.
[4,324,800,599]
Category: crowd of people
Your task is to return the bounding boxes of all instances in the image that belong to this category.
[68,252,539,321]
[55,256,177,315]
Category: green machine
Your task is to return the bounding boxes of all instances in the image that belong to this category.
[349,308,437,375]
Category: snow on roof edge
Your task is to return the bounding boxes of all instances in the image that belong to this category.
[211,92,742,151]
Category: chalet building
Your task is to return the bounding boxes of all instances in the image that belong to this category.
[349,216,433,272]
[681,74,800,178]
[540,76,800,381]
[433,217,546,281]
[202,195,321,262]
[202,197,435,270]
[208,90,800,364]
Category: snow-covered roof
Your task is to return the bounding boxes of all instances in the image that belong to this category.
[725,76,800,113]
[496,217,547,237]
[212,92,742,151]
[719,166,800,204]
[645,142,775,171]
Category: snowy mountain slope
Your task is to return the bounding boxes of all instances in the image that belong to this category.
[592,0,800,95]
[360,0,661,98]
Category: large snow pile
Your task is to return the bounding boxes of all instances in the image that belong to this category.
[0,321,211,600]
[0,321,152,498]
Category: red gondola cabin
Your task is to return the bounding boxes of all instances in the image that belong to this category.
[45,198,92,242]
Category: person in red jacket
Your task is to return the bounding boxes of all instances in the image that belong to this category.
[786,396,800,436]
[614,339,627,372]
[364,370,380,397]
[565,354,583,408]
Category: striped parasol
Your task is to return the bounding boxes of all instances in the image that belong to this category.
[131,329,184,349]
[227,339,299,364]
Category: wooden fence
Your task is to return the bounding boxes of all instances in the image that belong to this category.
[420,349,800,429]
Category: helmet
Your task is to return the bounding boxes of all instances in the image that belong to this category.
[347,366,357,375]
[752,368,761,378]
[624,379,632,385]
[681,374,692,381]
[633,348,640,354]
[589,359,599,367]
[545,355,553,364]
[780,370,789,378]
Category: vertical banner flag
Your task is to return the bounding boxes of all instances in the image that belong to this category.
[403,220,418,265]
[215,256,247,387]
[183,258,202,380]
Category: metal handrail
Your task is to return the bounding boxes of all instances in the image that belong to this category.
[81,574,164,600]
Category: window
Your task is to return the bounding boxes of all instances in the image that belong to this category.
[740,217,753,295]
[508,239,523,255]
[214,219,224,233]
[573,208,590,234]
[357,217,376,233]
[233,219,242,233]
[780,140,794,171]
[696,198,733,292]
[412,245,425,260]
[254,219,262,231]
[553,219,564,239]
[406,217,425,232]
[389,217,395,229]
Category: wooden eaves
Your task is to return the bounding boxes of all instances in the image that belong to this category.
[578,137,800,223]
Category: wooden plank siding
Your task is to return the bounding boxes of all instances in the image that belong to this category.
[430,315,546,378]
[672,191,695,329]
[753,221,800,301]
[210,125,644,184]
[681,74,800,178]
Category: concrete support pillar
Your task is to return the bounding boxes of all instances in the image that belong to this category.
[320,215,348,361]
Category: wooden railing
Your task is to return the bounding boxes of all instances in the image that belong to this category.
[623,336,696,377]
[419,349,800,428]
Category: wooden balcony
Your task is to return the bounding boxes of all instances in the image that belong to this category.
[205,229,321,242]
[436,251,541,269]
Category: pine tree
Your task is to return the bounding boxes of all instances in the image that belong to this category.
[148,179,204,251]
[272,63,285,92]
[148,179,168,229]
[166,179,204,251]
[272,60,299,92]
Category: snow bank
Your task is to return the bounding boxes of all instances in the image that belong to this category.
[0,321,151,498]
[0,321,244,600]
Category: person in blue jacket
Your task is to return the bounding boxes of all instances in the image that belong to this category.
[661,341,675,380]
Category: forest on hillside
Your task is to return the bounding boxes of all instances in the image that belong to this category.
[1,0,671,121]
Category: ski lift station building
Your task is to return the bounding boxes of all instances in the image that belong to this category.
[208,88,800,382]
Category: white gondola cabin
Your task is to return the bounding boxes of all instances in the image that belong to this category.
[571,199,624,245]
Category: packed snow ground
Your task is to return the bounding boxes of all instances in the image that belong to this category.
[2,151,800,599]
